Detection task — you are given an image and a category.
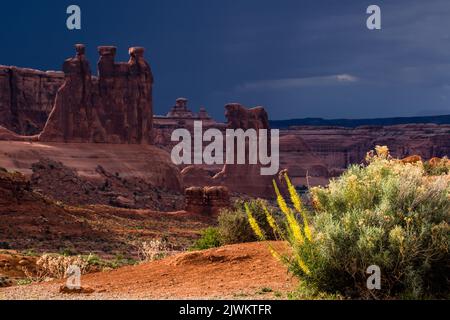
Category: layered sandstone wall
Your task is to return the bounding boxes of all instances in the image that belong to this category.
[284,124,450,176]
[0,66,64,135]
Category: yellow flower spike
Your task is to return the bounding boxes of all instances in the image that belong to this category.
[286,211,304,244]
[245,203,265,241]
[273,180,290,216]
[303,221,312,242]
[284,173,303,213]
[296,255,311,275]
[263,204,280,234]
[273,179,304,244]
[283,173,313,242]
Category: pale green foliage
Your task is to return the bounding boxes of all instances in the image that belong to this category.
[299,148,450,298]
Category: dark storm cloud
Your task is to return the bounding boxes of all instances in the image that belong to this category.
[0,0,449,120]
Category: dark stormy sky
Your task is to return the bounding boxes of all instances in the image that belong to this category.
[1,0,450,121]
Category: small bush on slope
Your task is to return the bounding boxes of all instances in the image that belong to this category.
[247,146,450,299]
[190,227,222,251]
[218,199,281,245]
[190,200,282,251]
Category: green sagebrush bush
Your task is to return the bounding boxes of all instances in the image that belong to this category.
[248,146,450,299]
[191,199,281,251]
[218,199,280,245]
[190,227,222,251]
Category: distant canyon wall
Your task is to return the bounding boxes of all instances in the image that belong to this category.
[285,125,450,177]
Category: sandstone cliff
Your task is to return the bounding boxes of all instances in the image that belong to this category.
[39,44,154,144]
[0,66,63,135]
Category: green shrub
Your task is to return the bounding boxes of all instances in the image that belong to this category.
[190,227,222,251]
[248,146,450,299]
[424,157,449,176]
[218,199,280,245]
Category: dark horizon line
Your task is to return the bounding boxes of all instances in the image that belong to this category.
[270,114,450,129]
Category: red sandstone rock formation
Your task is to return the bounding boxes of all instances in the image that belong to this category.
[401,155,422,164]
[223,103,270,130]
[429,157,449,167]
[0,66,64,135]
[39,44,154,144]
[185,186,230,215]
[212,103,275,197]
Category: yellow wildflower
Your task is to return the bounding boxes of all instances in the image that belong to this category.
[284,173,312,241]
[263,204,280,235]
[296,255,310,275]
[273,180,290,216]
[245,203,265,241]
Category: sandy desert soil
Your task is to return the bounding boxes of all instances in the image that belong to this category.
[0,242,297,300]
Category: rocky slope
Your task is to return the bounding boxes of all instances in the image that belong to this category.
[0,168,213,255]
[0,141,183,194]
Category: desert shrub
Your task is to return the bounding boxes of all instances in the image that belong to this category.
[247,146,450,299]
[218,199,281,245]
[137,239,171,262]
[424,157,449,176]
[190,227,222,250]
[35,254,90,279]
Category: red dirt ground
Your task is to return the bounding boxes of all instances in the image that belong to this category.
[0,242,298,300]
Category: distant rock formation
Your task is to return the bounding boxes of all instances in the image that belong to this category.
[0,66,64,135]
[185,186,230,215]
[223,103,270,130]
[286,124,450,177]
[39,44,154,144]
[212,103,275,197]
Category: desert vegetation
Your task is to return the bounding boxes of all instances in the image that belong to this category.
[190,199,283,250]
[246,146,449,299]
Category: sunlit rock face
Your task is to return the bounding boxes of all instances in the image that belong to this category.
[39,44,154,144]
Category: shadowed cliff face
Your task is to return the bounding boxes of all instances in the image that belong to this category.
[39,44,154,144]
[0,66,64,135]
